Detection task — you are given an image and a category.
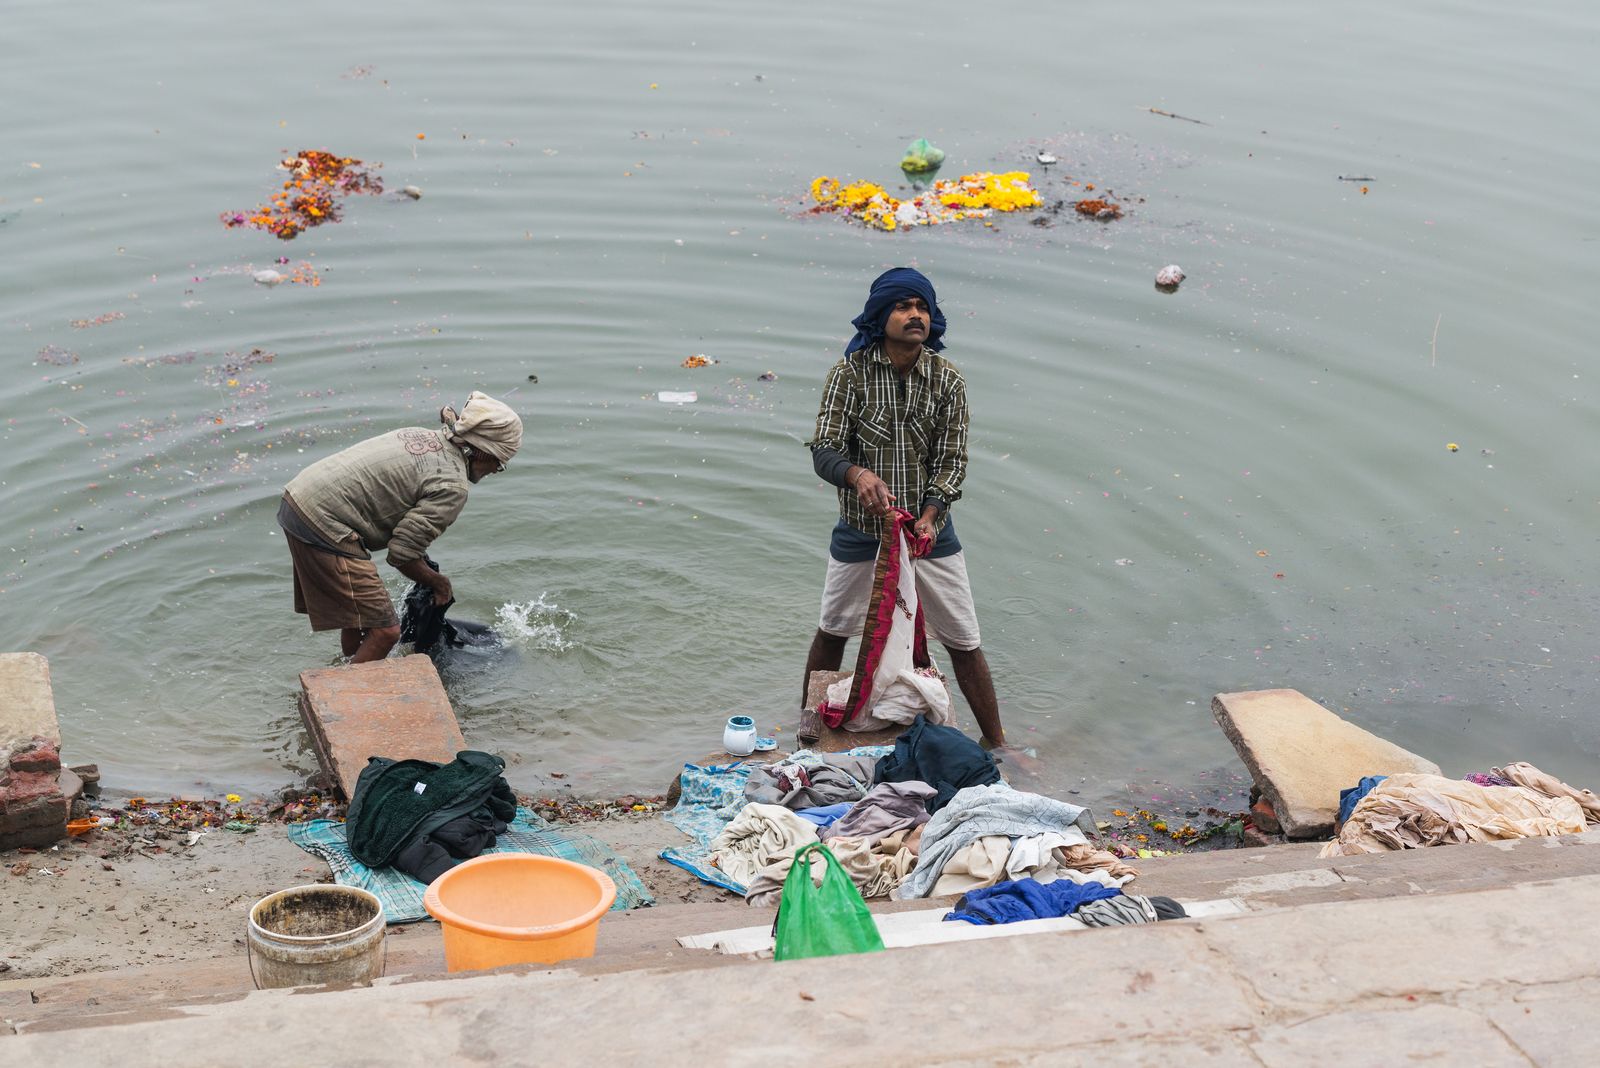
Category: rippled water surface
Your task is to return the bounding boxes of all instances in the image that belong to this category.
[5,2,1599,810]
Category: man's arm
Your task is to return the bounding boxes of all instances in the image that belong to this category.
[394,556,452,606]
[385,480,468,603]
[808,360,895,517]
[923,369,969,511]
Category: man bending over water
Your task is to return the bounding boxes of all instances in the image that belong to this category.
[277,391,522,663]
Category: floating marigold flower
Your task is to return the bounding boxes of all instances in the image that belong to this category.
[808,170,1042,231]
[222,150,384,240]
[226,793,241,803]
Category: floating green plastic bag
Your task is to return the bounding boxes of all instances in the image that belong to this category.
[899,137,946,174]
[772,842,886,961]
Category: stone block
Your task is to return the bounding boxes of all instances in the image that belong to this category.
[0,652,59,759]
[298,655,467,800]
[803,670,905,752]
[1212,689,1439,839]
[1,652,66,849]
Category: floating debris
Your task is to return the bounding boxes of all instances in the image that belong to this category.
[658,390,697,404]
[1155,264,1185,289]
[222,150,383,240]
[69,311,125,329]
[809,171,1043,232]
[681,354,716,369]
[758,371,778,382]
[899,137,946,174]
[1074,199,1123,220]
[252,269,284,286]
[36,344,79,366]
[402,185,422,199]
[1036,152,1059,166]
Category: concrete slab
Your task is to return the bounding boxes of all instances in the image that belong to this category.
[1486,978,1600,1067]
[1212,689,1440,839]
[1249,1004,1529,1067]
[297,655,466,799]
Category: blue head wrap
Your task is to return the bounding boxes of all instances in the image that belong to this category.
[843,267,947,357]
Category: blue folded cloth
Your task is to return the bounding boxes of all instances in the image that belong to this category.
[1337,775,1389,825]
[946,878,1123,925]
[794,802,853,829]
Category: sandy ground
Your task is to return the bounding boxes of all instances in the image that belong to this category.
[0,806,726,981]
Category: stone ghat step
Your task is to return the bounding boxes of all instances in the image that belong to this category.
[8,832,1599,1036]
[12,867,1600,1064]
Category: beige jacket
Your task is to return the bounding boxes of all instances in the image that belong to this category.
[284,428,471,566]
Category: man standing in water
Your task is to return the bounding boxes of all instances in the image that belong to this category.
[277,391,522,663]
[804,267,1007,749]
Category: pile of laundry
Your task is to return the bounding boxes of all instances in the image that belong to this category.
[670,717,1141,908]
[1322,761,1600,858]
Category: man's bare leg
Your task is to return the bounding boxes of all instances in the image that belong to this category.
[943,645,1004,747]
[349,625,400,664]
[340,628,363,658]
[801,629,849,704]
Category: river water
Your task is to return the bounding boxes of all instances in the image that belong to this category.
[5,2,1598,813]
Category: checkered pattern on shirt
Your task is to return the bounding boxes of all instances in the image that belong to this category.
[809,344,969,535]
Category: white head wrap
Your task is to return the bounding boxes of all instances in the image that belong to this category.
[440,391,523,464]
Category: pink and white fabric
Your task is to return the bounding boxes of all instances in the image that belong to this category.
[818,509,952,732]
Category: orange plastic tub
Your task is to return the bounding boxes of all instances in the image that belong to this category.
[423,854,617,972]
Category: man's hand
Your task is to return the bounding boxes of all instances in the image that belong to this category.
[429,572,453,606]
[850,467,896,518]
[913,506,939,544]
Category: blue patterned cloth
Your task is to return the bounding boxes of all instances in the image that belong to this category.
[288,807,654,923]
[660,760,757,893]
[660,748,894,894]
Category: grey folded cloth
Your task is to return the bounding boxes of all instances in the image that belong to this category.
[744,752,879,810]
[823,781,937,844]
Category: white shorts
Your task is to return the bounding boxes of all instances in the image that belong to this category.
[818,551,982,651]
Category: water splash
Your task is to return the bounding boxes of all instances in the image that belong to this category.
[494,594,577,652]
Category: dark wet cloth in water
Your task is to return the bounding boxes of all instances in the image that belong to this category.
[398,554,500,653]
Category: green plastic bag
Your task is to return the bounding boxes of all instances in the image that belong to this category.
[772,842,886,961]
[899,137,946,174]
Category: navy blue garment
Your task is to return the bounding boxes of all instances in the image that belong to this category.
[945,878,1124,926]
[1337,775,1389,825]
[843,267,948,357]
[874,716,1001,812]
[828,517,963,564]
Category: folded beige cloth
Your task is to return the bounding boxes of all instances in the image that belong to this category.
[1321,773,1586,858]
[708,803,817,887]
[1493,762,1600,825]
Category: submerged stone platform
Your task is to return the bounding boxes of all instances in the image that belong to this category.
[298,655,466,799]
[1213,688,1440,839]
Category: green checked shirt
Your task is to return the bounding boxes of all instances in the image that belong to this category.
[809,344,970,536]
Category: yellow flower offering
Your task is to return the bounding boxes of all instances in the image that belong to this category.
[809,171,1042,231]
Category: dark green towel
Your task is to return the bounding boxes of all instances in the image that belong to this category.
[346,750,515,868]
